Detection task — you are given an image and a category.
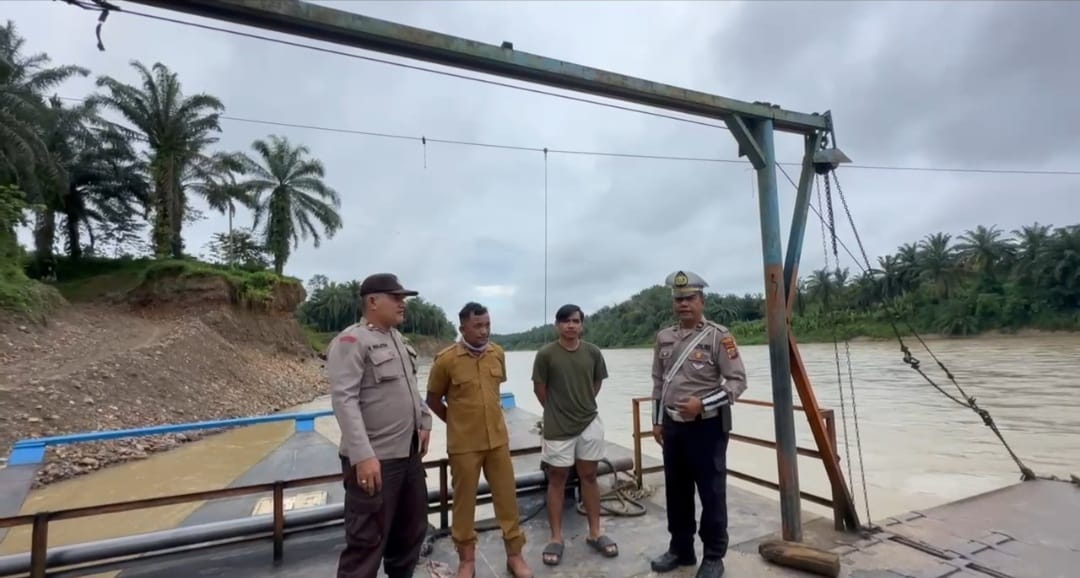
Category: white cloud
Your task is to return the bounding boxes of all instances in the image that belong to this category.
[474,285,517,299]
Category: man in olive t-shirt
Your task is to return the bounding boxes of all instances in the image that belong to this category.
[531,304,618,567]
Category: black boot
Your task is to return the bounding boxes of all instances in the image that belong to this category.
[650,551,697,573]
[695,558,725,578]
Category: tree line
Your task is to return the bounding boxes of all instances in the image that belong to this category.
[297,275,457,340]
[495,222,1080,350]
[1,19,341,287]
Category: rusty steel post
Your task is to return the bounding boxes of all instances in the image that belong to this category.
[823,411,844,530]
[29,512,48,578]
[750,117,802,542]
[777,134,862,532]
[272,481,285,563]
[439,463,449,530]
[632,398,644,488]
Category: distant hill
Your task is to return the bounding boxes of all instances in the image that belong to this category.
[494,221,1080,351]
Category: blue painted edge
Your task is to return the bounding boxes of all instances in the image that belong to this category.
[501,392,516,409]
[7,410,334,466]
[7,396,520,465]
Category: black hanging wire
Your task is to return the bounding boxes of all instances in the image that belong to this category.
[543,147,549,327]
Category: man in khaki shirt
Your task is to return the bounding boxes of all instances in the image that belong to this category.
[327,273,433,578]
[426,302,532,578]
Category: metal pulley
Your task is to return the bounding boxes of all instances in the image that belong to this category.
[813,133,851,175]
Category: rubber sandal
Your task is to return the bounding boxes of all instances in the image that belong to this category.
[586,535,619,558]
[541,542,563,566]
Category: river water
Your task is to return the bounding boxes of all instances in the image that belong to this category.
[494,335,1080,520]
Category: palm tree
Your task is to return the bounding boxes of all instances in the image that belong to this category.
[875,255,902,299]
[1047,225,1080,309]
[1011,222,1053,289]
[43,96,148,260]
[917,232,959,299]
[183,151,257,266]
[804,268,834,310]
[236,135,342,274]
[894,243,920,293]
[0,21,89,265]
[955,224,1015,285]
[90,60,224,259]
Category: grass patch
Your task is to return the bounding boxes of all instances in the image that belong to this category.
[140,260,293,307]
[27,256,303,310]
[0,275,66,323]
[304,326,334,354]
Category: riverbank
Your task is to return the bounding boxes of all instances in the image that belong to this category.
[0,256,331,487]
[0,302,329,487]
[727,321,1080,347]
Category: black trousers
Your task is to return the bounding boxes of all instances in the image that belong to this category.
[337,432,427,578]
[661,412,730,560]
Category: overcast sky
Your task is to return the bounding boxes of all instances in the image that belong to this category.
[10,0,1080,333]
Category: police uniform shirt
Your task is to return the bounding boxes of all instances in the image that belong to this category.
[327,320,433,465]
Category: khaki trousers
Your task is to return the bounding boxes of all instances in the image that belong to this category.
[449,443,525,555]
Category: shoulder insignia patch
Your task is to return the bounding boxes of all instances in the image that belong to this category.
[339,335,357,344]
[720,336,739,359]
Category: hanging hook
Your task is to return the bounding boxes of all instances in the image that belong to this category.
[421,136,427,169]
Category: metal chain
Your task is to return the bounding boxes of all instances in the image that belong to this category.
[827,169,1038,482]
[817,176,856,498]
[822,174,872,526]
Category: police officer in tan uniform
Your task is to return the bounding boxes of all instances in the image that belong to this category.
[327,273,433,578]
[648,270,748,578]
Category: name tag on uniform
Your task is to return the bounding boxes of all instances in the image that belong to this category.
[370,343,389,350]
[690,347,710,370]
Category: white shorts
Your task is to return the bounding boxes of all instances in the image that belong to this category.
[541,415,606,468]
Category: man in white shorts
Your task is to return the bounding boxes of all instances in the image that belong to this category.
[531,304,618,567]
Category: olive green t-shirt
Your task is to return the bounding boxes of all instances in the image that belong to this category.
[531,340,609,441]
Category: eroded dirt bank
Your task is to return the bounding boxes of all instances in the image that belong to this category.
[0,277,326,487]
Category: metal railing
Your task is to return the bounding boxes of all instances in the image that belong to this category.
[630,396,844,528]
[0,445,544,578]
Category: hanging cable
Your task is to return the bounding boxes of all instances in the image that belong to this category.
[816,175,855,499]
[543,147,549,326]
[821,173,873,527]
[824,168,1044,482]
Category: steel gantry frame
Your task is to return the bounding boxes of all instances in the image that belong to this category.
[111,0,861,539]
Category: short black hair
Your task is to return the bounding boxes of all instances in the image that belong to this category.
[459,302,488,324]
[555,304,584,323]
